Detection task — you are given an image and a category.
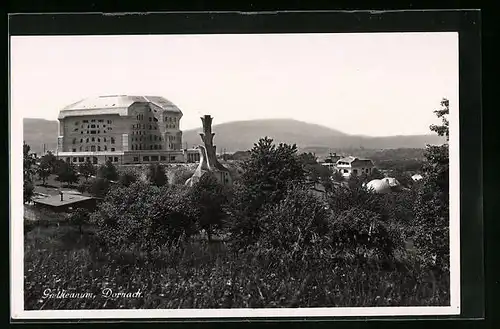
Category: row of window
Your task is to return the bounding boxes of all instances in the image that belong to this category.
[131,135,167,142]
[71,146,116,152]
[70,156,119,164]
[133,155,176,162]
[76,129,113,134]
[131,144,163,150]
[73,137,115,144]
[77,119,113,124]
[132,127,157,133]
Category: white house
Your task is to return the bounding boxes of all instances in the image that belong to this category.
[336,156,375,178]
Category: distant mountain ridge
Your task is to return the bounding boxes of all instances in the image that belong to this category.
[23,118,445,155]
[182,119,445,152]
[23,118,58,155]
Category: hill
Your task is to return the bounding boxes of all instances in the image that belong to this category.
[23,118,445,155]
[182,119,445,152]
[23,118,58,155]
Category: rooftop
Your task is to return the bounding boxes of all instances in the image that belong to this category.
[33,193,94,207]
[59,95,182,118]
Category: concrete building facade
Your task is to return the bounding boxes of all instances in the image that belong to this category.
[56,95,200,165]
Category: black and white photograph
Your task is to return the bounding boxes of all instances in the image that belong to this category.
[11,28,462,319]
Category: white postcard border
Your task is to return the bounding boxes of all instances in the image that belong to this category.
[10,32,460,320]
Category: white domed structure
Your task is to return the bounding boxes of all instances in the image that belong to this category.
[412,174,423,181]
[366,177,402,194]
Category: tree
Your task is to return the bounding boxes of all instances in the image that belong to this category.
[189,174,228,242]
[56,161,79,186]
[298,152,318,166]
[413,98,450,273]
[97,160,119,181]
[23,142,36,203]
[69,208,90,233]
[240,137,306,207]
[91,181,196,253]
[229,137,307,248]
[429,98,449,142]
[331,170,344,183]
[37,154,54,185]
[147,164,167,187]
[367,168,385,181]
[118,171,138,187]
[89,177,110,198]
[79,159,96,181]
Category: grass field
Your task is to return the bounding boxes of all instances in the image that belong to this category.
[24,220,449,310]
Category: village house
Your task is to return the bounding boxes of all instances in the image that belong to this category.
[336,156,375,178]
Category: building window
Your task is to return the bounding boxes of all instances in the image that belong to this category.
[85,147,89,151]
[108,157,113,162]
[86,138,89,143]
[91,124,96,128]
[151,156,158,161]
[154,145,158,150]
[79,157,84,162]
[97,138,100,142]
[114,157,118,162]
[159,144,162,149]
[111,138,115,144]
[160,156,166,161]
[143,156,150,161]
[353,169,358,175]
[72,148,76,152]
[81,131,83,134]
[104,145,107,151]
[92,137,95,142]
[91,146,96,152]
[111,148,115,152]
[72,158,77,162]
[91,119,96,122]
[91,131,96,134]
[79,146,83,151]
[170,156,176,161]
[107,120,112,124]
[149,117,152,122]
[98,146,101,151]
[133,157,139,162]
[83,120,88,123]
[104,137,107,142]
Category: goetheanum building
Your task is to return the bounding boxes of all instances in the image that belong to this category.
[56,95,200,165]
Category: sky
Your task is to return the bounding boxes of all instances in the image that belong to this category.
[10,33,458,136]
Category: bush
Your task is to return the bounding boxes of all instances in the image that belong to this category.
[328,207,398,262]
[118,170,138,187]
[189,174,230,242]
[97,160,119,182]
[147,164,167,187]
[229,183,329,252]
[91,181,197,253]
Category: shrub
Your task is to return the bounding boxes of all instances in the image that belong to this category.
[147,164,167,187]
[229,183,329,252]
[189,174,230,242]
[97,160,119,182]
[91,181,197,253]
[328,207,398,262]
[118,170,138,187]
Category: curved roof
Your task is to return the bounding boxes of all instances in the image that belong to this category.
[366,177,401,194]
[59,95,181,119]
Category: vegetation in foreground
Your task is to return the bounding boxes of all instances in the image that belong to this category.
[23,99,451,309]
